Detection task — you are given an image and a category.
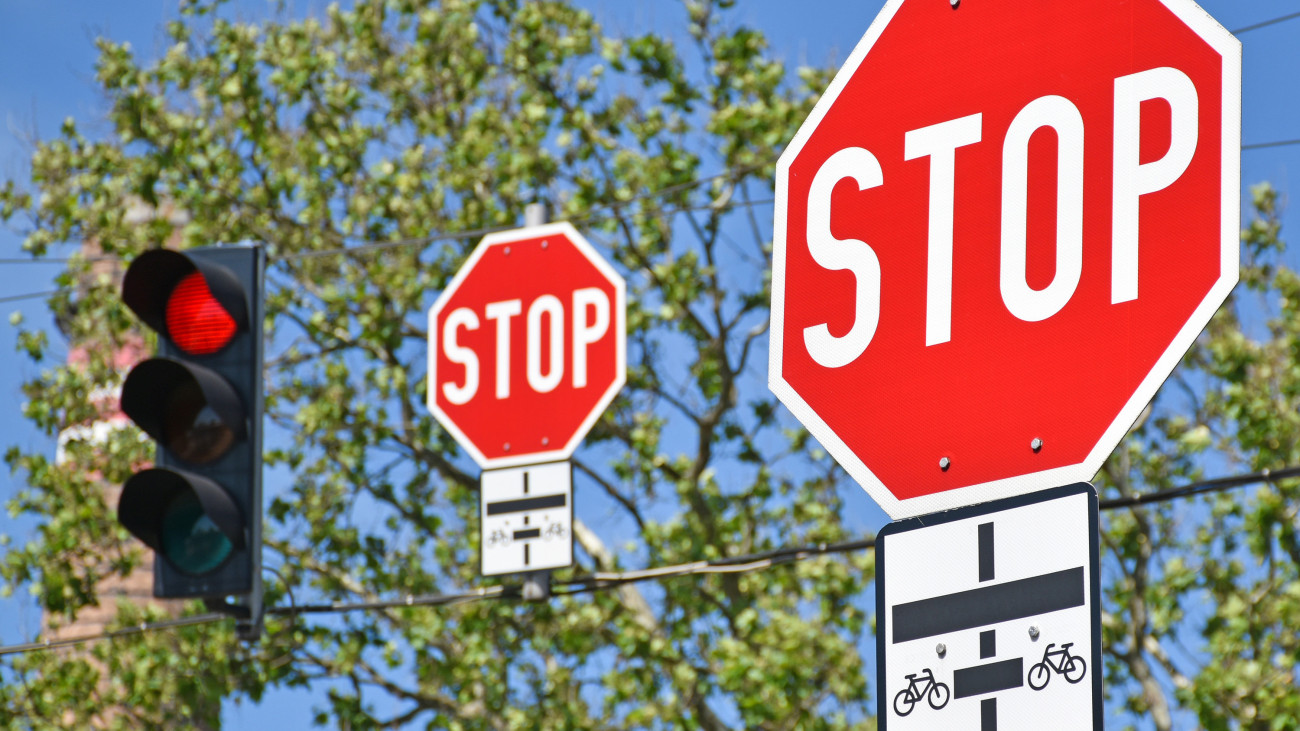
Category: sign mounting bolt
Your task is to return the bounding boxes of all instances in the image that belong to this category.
[936,643,947,658]
[541,437,549,446]
[939,457,951,471]
[950,0,960,7]
[1032,438,1044,453]
[503,443,511,451]
[1029,625,1041,641]
[504,246,511,255]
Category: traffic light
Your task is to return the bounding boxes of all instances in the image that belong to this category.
[116,245,264,639]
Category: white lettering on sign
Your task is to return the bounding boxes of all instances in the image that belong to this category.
[527,295,565,394]
[572,287,610,388]
[1000,94,1085,323]
[441,290,612,402]
[1112,67,1199,304]
[442,308,480,405]
[485,299,522,398]
[904,112,983,346]
[804,67,1199,365]
[803,146,883,369]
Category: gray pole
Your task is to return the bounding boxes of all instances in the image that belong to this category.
[520,201,552,603]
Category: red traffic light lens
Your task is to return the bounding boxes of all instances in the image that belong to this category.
[166,271,237,355]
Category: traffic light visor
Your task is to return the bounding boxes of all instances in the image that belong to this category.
[118,468,246,576]
[123,249,248,355]
[122,358,246,463]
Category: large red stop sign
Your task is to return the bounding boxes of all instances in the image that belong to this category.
[428,223,626,469]
[770,0,1240,518]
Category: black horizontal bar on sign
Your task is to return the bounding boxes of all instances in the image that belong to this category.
[485,493,567,516]
[513,528,541,540]
[954,658,1024,699]
[892,567,1085,643]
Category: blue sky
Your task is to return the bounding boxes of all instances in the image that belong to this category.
[0,0,1297,726]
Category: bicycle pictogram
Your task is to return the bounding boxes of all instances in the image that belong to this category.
[1027,642,1087,690]
[893,667,950,716]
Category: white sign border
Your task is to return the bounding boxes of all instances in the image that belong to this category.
[769,0,1242,518]
[427,222,628,470]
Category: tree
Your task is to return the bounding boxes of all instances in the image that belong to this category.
[1096,181,1300,731]
[0,1,1294,729]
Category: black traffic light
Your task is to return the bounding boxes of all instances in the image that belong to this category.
[116,244,264,638]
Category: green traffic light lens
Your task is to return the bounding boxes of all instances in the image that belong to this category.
[160,490,233,576]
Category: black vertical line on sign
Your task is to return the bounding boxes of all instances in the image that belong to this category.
[980,630,996,658]
[978,522,996,667]
[524,543,530,566]
[982,698,997,731]
[522,471,531,525]
[979,522,995,582]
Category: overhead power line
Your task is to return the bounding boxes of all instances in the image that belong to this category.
[1232,11,1300,35]
[1243,139,1300,151]
[1097,465,1300,509]
[0,465,1294,658]
[0,290,59,304]
[0,613,227,657]
[277,585,507,615]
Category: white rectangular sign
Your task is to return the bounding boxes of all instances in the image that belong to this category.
[876,484,1102,730]
[480,462,573,576]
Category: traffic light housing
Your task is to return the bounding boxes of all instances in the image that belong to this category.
[116,245,263,638]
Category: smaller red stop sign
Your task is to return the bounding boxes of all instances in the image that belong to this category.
[428,223,626,469]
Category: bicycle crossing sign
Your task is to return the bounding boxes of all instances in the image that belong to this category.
[480,462,573,576]
[876,484,1102,730]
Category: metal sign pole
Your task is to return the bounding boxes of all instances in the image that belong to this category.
[520,201,553,602]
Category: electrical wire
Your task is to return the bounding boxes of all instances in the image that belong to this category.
[1097,465,1300,509]
[1243,139,1300,151]
[1232,11,1300,35]
[0,290,59,304]
[0,464,1293,657]
[0,613,228,657]
[277,585,508,615]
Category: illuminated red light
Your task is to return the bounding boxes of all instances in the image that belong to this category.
[165,271,237,355]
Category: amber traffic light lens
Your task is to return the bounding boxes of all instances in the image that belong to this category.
[162,377,237,463]
[166,271,237,355]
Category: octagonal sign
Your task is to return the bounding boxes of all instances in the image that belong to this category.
[428,223,626,469]
[770,0,1241,518]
